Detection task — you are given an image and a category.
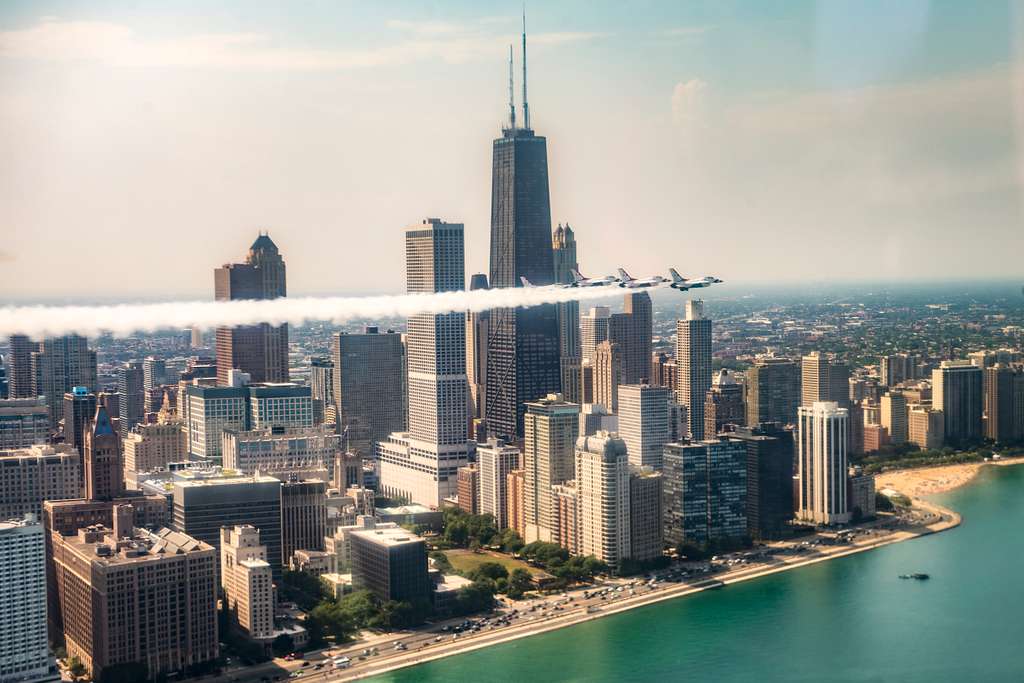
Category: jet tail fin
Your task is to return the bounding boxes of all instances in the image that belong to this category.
[669,267,684,283]
[571,268,585,283]
[617,268,633,282]
[520,276,534,288]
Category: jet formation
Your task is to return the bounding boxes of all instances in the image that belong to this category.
[520,267,723,292]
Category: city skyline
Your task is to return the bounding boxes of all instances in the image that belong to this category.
[3,1,1023,301]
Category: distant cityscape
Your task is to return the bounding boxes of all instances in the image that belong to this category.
[2,19,1024,683]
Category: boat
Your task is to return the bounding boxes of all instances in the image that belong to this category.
[898,573,930,580]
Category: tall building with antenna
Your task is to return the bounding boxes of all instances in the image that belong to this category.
[485,14,562,438]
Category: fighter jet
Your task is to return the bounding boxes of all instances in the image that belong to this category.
[669,268,722,290]
[519,276,561,290]
[617,268,669,289]
[567,268,618,288]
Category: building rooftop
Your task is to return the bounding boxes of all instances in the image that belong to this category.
[350,525,425,548]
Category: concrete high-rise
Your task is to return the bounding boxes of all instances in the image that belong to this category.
[6,334,36,398]
[593,341,622,414]
[797,402,850,525]
[580,306,611,365]
[477,438,520,529]
[0,445,81,519]
[142,356,167,413]
[222,425,338,479]
[617,384,672,470]
[522,394,580,543]
[185,385,249,462]
[331,327,405,458]
[0,397,49,450]
[308,357,334,425]
[378,219,471,507]
[485,28,561,439]
[575,432,630,570]
[214,234,289,385]
[932,360,984,445]
[628,467,663,562]
[881,353,919,387]
[676,300,713,440]
[466,274,490,421]
[704,369,745,437]
[33,335,97,430]
[84,405,123,502]
[220,525,274,640]
[745,357,800,427]
[879,391,908,445]
[908,405,945,450]
[801,352,850,407]
[0,517,49,683]
[117,360,145,438]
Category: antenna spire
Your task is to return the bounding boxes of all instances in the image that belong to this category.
[522,5,530,130]
[508,44,516,130]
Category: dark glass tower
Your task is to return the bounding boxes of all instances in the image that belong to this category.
[485,24,561,439]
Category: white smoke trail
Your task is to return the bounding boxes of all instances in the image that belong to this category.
[0,284,658,339]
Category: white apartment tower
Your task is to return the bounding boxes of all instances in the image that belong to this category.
[477,438,521,529]
[220,525,274,640]
[378,219,471,506]
[797,401,850,525]
[617,384,672,470]
[575,432,631,569]
[0,516,49,683]
[580,306,611,364]
[677,300,713,440]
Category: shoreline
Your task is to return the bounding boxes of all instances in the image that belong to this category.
[875,455,1024,500]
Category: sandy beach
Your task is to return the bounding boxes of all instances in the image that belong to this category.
[875,456,1024,499]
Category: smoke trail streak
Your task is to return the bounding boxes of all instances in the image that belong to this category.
[0,284,657,339]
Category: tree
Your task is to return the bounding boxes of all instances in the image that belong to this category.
[466,561,509,582]
[505,568,533,599]
[454,580,496,615]
[68,657,87,681]
[308,602,357,643]
[271,633,295,658]
[337,589,379,627]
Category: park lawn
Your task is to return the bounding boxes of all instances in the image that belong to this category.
[444,549,549,578]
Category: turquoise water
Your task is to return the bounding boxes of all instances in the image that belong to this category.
[372,465,1024,682]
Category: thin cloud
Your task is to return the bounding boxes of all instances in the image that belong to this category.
[661,26,713,37]
[0,17,605,70]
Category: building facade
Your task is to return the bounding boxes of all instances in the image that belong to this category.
[522,394,580,543]
[932,360,984,445]
[0,517,49,683]
[220,525,274,640]
[617,384,671,470]
[677,300,713,441]
[797,402,850,525]
[0,398,49,450]
[745,357,800,427]
[477,438,520,529]
[575,432,630,569]
[0,445,80,519]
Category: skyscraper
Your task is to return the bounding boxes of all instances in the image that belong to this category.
[609,292,653,385]
[552,223,581,359]
[745,357,800,426]
[983,365,1024,442]
[879,391,908,445]
[677,300,713,440]
[0,517,49,683]
[309,357,334,425]
[485,23,561,438]
[214,233,289,385]
[663,439,748,547]
[617,384,672,470]
[801,352,850,407]
[0,397,49,450]
[331,327,405,458]
[580,306,611,364]
[704,368,745,437]
[63,386,97,454]
[593,340,622,414]
[932,360,984,445]
[117,360,145,438]
[220,525,274,640]
[797,402,850,525]
[6,334,35,398]
[142,356,167,413]
[522,394,580,543]
[730,423,795,540]
[477,438,521,529]
[33,335,97,430]
[575,432,631,570]
[378,219,471,507]
[84,405,123,502]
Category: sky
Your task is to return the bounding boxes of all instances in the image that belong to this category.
[1,0,1022,301]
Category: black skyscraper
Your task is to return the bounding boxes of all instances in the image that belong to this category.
[485,22,561,438]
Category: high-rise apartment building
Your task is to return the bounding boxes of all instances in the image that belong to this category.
[215,234,289,385]
[222,425,338,479]
[123,418,188,481]
[663,439,748,547]
[506,469,526,538]
[552,224,581,361]
[745,357,800,427]
[618,384,671,470]
[172,472,283,576]
[84,406,123,502]
[522,394,580,543]
[142,356,167,413]
[331,327,406,458]
[52,519,218,680]
[485,36,561,439]
[704,369,745,437]
[6,334,36,398]
[117,360,145,438]
[730,423,794,540]
[581,306,611,365]
[880,353,919,387]
[477,438,520,529]
[0,517,49,683]
[797,402,850,525]
[801,352,850,407]
[879,391,908,445]
[593,341,622,414]
[0,445,80,519]
[575,432,630,570]
[609,293,653,385]
[984,365,1024,442]
[651,352,677,392]
[908,405,944,450]
[0,397,49,450]
[456,464,479,515]
[248,384,313,430]
[378,219,471,507]
[309,357,334,425]
[676,300,713,440]
[629,467,663,562]
[63,386,97,454]
[220,525,274,640]
[33,335,97,430]
[932,360,984,445]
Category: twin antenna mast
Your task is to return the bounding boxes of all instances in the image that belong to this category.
[507,8,530,131]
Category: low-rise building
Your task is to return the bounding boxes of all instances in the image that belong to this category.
[221,525,274,640]
[349,523,430,604]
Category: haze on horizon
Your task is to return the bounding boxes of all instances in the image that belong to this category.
[2,0,1023,301]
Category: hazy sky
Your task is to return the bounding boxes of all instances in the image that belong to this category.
[2,1,1022,301]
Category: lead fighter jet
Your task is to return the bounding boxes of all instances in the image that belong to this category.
[669,268,723,290]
